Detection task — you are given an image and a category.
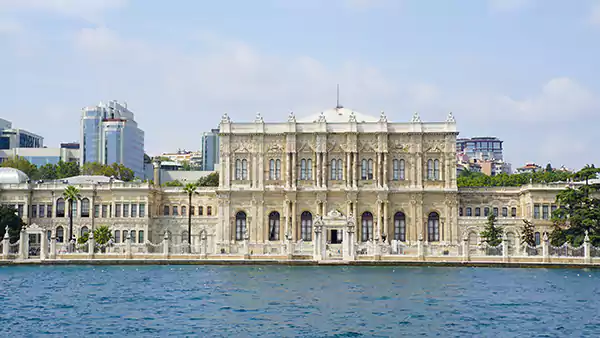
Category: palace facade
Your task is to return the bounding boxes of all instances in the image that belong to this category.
[0,107,570,259]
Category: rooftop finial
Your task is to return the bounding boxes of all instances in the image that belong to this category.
[336,84,343,109]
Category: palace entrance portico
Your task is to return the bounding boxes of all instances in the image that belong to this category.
[313,210,356,261]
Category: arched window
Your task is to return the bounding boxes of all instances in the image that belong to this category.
[80,226,89,237]
[173,206,179,216]
[337,159,342,180]
[235,159,241,180]
[459,207,463,217]
[394,212,406,242]
[114,230,121,243]
[330,159,337,180]
[466,207,472,217]
[392,159,399,180]
[123,230,129,242]
[190,206,195,216]
[181,206,187,216]
[427,159,433,180]
[56,226,64,242]
[241,159,248,180]
[181,231,189,243]
[493,207,498,217]
[428,212,440,242]
[361,212,373,242]
[268,211,280,241]
[534,232,541,246]
[502,207,508,217]
[207,206,212,215]
[433,159,440,180]
[367,159,374,180]
[484,207,489,217]
[57,198,65,217]
[199,206,204,215]
[163,206,170,216]
[301,159,307,180]
[399,159,405,180]
[475,207,481,217]
[130,230,136,243]
[269,159,275,180]
[81,198,90,217]
[275,159,281,179]
[71,199,78,217]
[361,159,367,180]
[138,230,144,243]
[307,159,312,179]
[511,207,517,217]
[236,211,247,241]
[301,211,312,241]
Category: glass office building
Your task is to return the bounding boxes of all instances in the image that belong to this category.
[201,128,219,171]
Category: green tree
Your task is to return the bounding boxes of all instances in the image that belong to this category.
[1,156,38,179]
[197,172,219,187]
[56,161,80,178]
[63,185,81,241]
[183,183,198,245]
[0,205,24,243]
[545,163,553,172]
[38,163,58,180]
[480,213,503,246]
[521,219,536,247]
[78,225,113,245]
[164,180,183,187]
[81,162,134,181]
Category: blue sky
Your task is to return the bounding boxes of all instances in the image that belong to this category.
[1,0,599,170]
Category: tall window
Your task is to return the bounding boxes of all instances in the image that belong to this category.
[173,206,179,216]
[123,204,129,217]
[428,212,440,242]
[493,207,498,217]
[57,198,65,217]
[502,207,508,217]
[123,230,129,241]
[138,230,144,243]
[190,206,195,216]
[199,206,204,215]
[242,159,248,180]
[114,230,121,243]
[32,205,37,218]
[139,204,145,217]
[361,212,373,242]
[47,204,52,218]
[102,205,107,218]
[484,207,490,217]
[163,206,170,216]
[131,204,137,217]
[393,159,399,180]
[301,211,312,241]
[81,198,90,217]
[235,211,247,241]
[533,205,540,219]
[542,205,549,220]
[275,159,281,180]
[399,159,405,180]
[94,204,99,218]
[207,206,212,215]
[40,205,45,218]
[270,159,275,180]
[300,158,312,180]
[235,159,241,180]
[475,207,481,217]
[268,211,280,241]
[394,212,406,241]
[130,230,136,243]
[269,159,282,180]
[535,232,541,246]
[433,159,440,180]
[56,226,64,242]
[115,204,121,217]
[427,160,434,180]
[330,159,338,180]
[368,159,373,180]
[181,206,187,216]
[361,159,374,180]
[459,207,463,217]
[330,159,343,180]
[361,159,367,180]
[511,207,517,217]
[70,200,77,218]
[466,207,472,216]
[80,226,89,237]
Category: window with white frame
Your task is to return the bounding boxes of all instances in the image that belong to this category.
[300,158,312,180]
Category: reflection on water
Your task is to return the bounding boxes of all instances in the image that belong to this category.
[1,265,600,336]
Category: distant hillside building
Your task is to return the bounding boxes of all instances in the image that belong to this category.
[0,118,43,149]
[456,137,503,161]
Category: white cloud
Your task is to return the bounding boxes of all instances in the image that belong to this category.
[488,0,535,13]
[0,0,126,23]
[590,2,600,27]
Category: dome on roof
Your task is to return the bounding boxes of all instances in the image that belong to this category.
[63,175,123,184]
[298,107,379,123]
[0,167,29,184]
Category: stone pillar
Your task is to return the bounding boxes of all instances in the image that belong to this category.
[462,236,469,262]
[584,231,591,264]
[163,231,170,257]
[125,233,132,259]
[50,235,56,259]
[40,234,48,260]
[322,152,328,188]
[3,228,10,258]
[344,220,356,261]
[542,232,549,263]
[88,231,95,258]
[345,152,350,187]
[314,223,323,261]
[292,153,297,189]
[291,201,297,241]
[383,201,389,243]
[375,152,380,187]
[353,152,359,188]
[375,200,382,241]
[502,233,508,262]
[316,152,321,188]
[19,228,27,260]
[417,233,424,260]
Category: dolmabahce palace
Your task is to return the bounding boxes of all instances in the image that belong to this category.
[0,107,568,260]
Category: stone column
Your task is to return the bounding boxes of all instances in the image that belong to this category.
[375,153,380,187]
[353,152,359,188]
[2,229,9,258]
[584,231,591,264]
[316,152,321,188]
[542,232,549,263]
[383,153,388,188]
[502,233,508,262]
[292,153,297,189]
[163,231,170,257]
[314,223,323,260]
[125,233,132,259]
[462,236,469,262]
[417,233,424,260]
[291,201,297,241]
[346,152,351,187]
[19,228,27,260]
[50,235,56,259]
[88,231,95,258]
[40,234,48,260]
[383,201,389,243]
[322,152,328,188]
[375,200,382,241]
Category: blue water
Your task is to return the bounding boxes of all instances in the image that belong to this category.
[1,266,600,337]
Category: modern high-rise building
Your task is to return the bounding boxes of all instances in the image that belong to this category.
[80,100,145,178]
[0,118,44,149]
[456,137,503,161]
[201,128,219,171]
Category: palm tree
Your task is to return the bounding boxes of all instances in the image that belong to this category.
[63,185,81,242]
[183,183,199,246]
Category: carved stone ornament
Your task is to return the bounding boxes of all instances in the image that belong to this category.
[318,112,326,123]
[411,112,421,123]
[221,113,231,123]
[359,140,377,152]
[426,142,443,153]
[288,111,296,122]
[255,112,264,123]
[379,111,387,122]
[389,140,410,152]
[446,112,455,123]
[267,142,284,153]
[326,209,343,219]
[349,111,357,123]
